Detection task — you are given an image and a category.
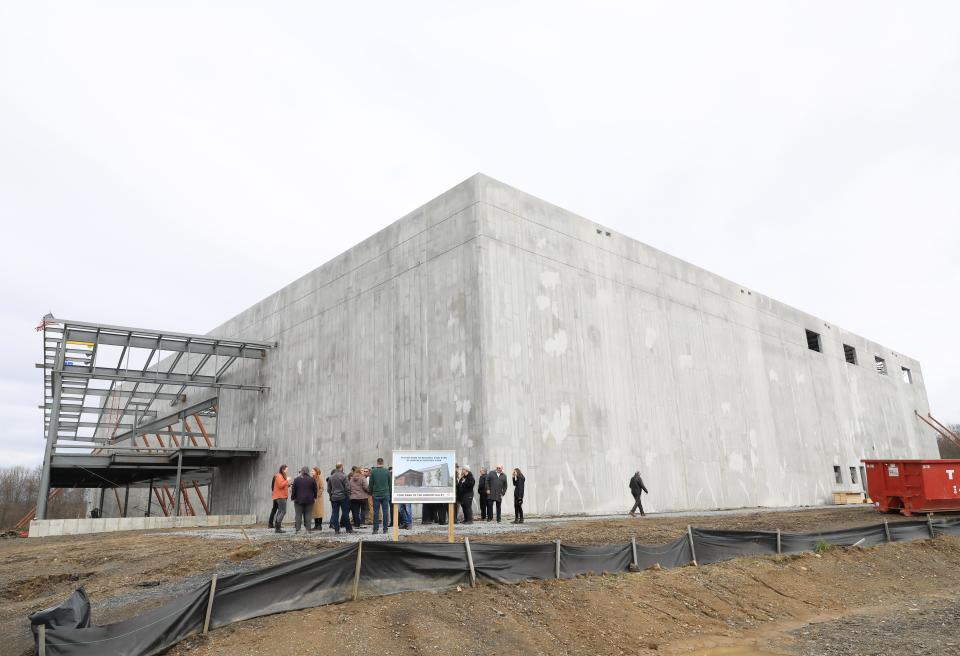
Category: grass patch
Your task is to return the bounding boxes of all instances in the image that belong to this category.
[227,544,262,561]
[814,539,832,555]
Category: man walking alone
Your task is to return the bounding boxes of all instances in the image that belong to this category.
[629,470,649,517]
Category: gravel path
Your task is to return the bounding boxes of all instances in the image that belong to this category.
[159,504,870,543]
[789,598,960,655]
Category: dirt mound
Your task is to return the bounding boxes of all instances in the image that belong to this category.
[168,538,960,656]
[1,572,93,601]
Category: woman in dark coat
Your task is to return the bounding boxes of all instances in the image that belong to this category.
[511,468,526,523]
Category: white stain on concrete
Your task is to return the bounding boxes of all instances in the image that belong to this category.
[540,271,560,289]
[544,329,568,356]
[727,451,745,473]
[645,327,657,350]
[297,360,303,376]
[535,295,551,310]
[536,237,548,249]
[447,312,459,327]
[678,354,693,369]
[565,460,586,510]
[795,371,806,384]
[450,351,466,375]
[541,403,571,445]
[721,402,732,415]
[509,343,522,359]
[768,369,779,382]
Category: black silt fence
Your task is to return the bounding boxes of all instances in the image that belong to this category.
[30,517,960,656]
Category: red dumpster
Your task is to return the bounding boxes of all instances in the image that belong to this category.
[862,459,960,516]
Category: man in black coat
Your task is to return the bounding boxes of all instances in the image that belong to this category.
[485,465,508,522]
[291,466,318,533]
[628,471,649,517]
[457,466,476,524]
[477,468,488,521]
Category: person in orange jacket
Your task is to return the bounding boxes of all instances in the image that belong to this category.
[271,464,290,533]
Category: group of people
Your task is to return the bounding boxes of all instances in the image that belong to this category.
[267,460,529,534]
[269,459,394,535]
[453,464,525,524]
[268,461,650,534]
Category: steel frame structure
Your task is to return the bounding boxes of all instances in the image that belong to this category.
[36,316,276,520]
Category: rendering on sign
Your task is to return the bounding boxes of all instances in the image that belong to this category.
[392,450,456,503]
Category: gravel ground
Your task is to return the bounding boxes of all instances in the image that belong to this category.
[789,598,960,656]
[161,504,877,543]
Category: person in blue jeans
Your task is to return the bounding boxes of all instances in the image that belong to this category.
[326,463,352,535]
[368,457,392,534]
[398,503,413,529]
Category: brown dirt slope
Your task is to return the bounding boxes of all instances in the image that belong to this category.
[0,506,952,655]
[170,538,960,656]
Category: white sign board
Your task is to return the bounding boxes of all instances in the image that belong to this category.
[392,450,456,503]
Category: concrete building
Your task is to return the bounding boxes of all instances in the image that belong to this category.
[187,173,935,517]
[57,173,935,521]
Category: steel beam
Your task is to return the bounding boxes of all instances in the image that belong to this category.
[110,397,217,442]
[61,324,274,358]
[40,404,158,418]
[77,388,182,401]
[57,366,266,390]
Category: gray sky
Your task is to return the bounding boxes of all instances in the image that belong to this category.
[1,2,958,466]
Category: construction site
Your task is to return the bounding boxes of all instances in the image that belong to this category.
[24,174,948,530]
[9,175,960,656]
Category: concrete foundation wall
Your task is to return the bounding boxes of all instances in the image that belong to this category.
[28,514,254,538]
[197,174,936,518]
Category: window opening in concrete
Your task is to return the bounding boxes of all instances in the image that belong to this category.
[850,466,858,484]
[860,466,868,493]
[874,356,888,375]
[901,366,912,384]
[833,466,842,484]
[843,344,857,365]
[806,329,822,352]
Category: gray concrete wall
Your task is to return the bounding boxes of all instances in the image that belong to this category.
[209,177,489,517]
[474,176,936,514]
[196,173,937,518]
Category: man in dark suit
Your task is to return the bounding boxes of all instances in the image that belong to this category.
[477,467,488,521]
[485,465,508,522]
[457,466,476,524]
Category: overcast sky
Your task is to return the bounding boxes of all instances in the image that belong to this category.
[1,2,958,467]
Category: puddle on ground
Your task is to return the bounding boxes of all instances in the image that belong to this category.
[684,647,784,656]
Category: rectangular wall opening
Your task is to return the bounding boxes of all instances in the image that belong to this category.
[860,466,868,493]
[849,466,858,484]
[875,356,888,375]
[901,366,912,384]
[833,465,842,484]
[806,329,822,353]
[843,344,857,365]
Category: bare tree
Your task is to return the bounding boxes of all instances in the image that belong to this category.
[0,466,87,529]
[936,424,960,459]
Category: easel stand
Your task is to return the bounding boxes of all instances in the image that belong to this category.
[448,502,454,543]
[392,504,399,542]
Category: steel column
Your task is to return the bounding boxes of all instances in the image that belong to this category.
[174,449,183,516]
[36,335,66,520]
